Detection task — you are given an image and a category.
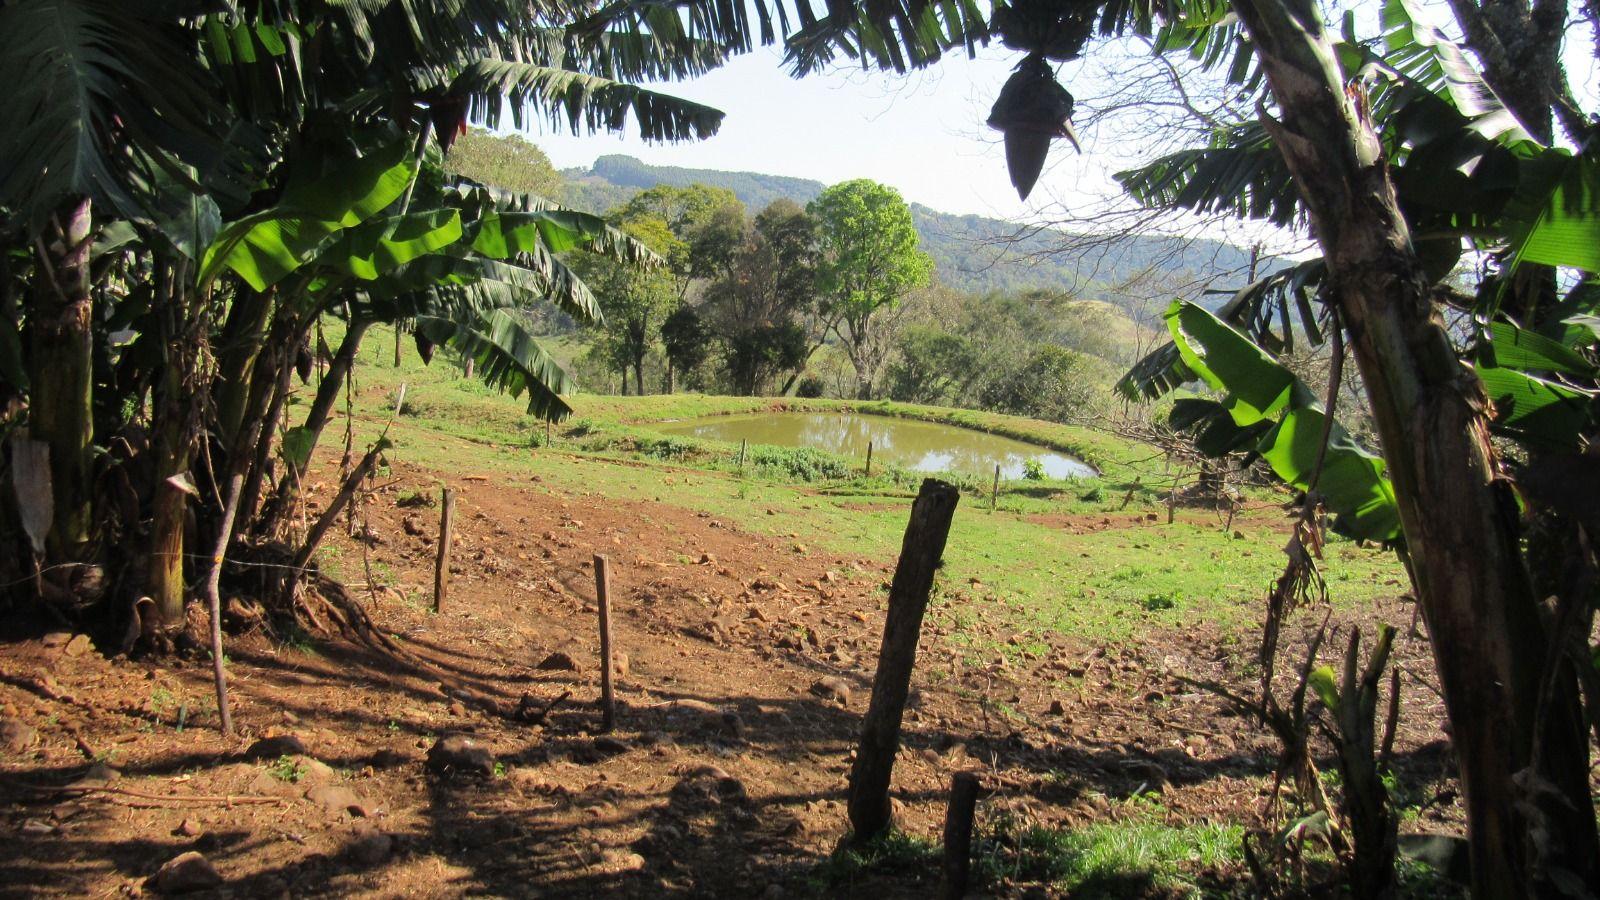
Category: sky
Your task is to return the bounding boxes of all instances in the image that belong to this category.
[526,43,1121,222]
[520,1,1599,230]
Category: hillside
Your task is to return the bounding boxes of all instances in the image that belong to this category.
[561,154,1266,309]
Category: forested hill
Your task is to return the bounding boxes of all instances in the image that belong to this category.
[561,154,1265,304]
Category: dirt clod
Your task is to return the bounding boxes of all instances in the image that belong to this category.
[244,734,307,760]
[536,651,578,671]
[427,735,495,776]
[151,851,222,894]
[0,718,38,754]
[809,677,852,706]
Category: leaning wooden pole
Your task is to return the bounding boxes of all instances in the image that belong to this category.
[433,488,455,613]
[847,478,960,842]
[938,771,981,900]
[594,554,617,732]
[865,440,874,477]
[204,473,245,737]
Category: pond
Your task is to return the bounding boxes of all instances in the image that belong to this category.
[654,412,1096,480]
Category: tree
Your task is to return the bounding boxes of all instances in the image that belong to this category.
[809,180,933,398]
[979,345,1113,423]
[443,130,565,199]
[574,214,680,394]
[660,304,713,391]
[697,199,820,394]
[0,0,715,638]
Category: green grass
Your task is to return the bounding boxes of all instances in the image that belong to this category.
[312,323,1408,647]
[811,830,941,890]
[977,813,1243,897]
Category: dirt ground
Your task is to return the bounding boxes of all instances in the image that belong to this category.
[0,459,1458,898]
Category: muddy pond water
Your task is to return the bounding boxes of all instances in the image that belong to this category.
[654,411,1095,479]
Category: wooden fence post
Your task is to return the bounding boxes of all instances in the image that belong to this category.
[939,771,981,900]
[594,553,617,732]
[433,488,455,613]
[847,478,960,842]
[866,440,874,477]
[738,438,747,472]
[991,465,1000,511]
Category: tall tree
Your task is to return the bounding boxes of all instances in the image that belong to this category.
[575,214,680,394]
[809,180,932,398]
[698,199,820,394]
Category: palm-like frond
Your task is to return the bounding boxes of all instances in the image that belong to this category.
[409,284,575,419]
[1116,121,1302,228]
[0,0,231,227]
[1117,258,1328,401]
[445,59,724,142]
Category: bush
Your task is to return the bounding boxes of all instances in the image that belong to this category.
[796,375,826,398]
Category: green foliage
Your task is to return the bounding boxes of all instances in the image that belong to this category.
[975,812,1241,897]
[267,755,306,784]
[979,345,1116,424]
[810,179,933,322]
[1162,301,1401,542]
[444,130,564,198]
[814,831,939,888]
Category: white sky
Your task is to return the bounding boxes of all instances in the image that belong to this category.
[522,1,1598,228]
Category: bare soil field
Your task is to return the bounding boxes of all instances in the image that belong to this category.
[0,458,1458,898]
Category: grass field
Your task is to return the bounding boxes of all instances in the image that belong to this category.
[322,325,1407,649]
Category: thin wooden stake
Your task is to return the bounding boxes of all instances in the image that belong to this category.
[738,438,747,472]
[204,473,244,737]
[848,478,960,842]
[290,446,381,576]
[939,772,981,900]
[594,554,617,732]
[991,464,1000,511]
[433,488,455,613]
[866,440,874,477]
[545,417,552,447]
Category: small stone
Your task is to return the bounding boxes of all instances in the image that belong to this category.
[41,632,71,649]
[536,651,579,672]
[594,736,630,755]
[244,734,307,760]
[152,851,222,894]
[175,818,203,838]
[20,819,54,835]
[305,784,370,818]
[447,700,468,717]
[427,735,495,776]
[1049,699,1066,716]
[63,634,93,658]
[809,677,851,706]
[0,718,39,754]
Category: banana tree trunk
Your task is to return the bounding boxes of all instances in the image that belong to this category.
[1230,0,1599,895]
[147,262,201,630]
[213,287,273,448]
[28,199,95,561]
